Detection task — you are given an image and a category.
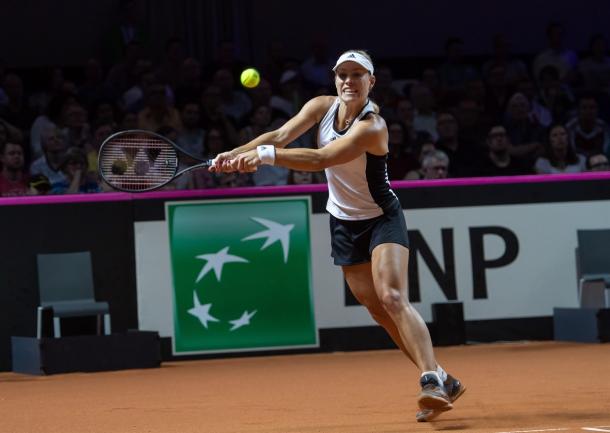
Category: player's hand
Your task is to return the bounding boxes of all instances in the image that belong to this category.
[229,149,260,173]
[210,151,235,172]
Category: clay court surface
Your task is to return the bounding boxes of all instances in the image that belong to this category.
[1,341,609,433]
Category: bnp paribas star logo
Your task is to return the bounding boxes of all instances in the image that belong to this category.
[166,197,318,355]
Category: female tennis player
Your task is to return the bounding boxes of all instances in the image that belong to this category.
[211,50,464,421]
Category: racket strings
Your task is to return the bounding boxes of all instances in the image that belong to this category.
[100,135,178,191]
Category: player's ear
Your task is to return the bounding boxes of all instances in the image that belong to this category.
[369,74,376,89]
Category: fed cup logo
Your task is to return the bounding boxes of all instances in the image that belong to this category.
[166,197,317,355]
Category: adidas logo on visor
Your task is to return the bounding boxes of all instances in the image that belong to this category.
[332,52,374,74]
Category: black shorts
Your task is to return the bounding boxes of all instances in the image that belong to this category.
[329,201,410,266]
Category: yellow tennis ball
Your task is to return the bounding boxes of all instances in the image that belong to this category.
[240,68,260,88]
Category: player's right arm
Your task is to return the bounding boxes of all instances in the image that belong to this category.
[210,96,334,172]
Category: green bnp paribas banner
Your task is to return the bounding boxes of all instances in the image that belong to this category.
[166,197,317,355]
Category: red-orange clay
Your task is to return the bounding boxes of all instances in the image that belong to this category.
[1,341,609,433]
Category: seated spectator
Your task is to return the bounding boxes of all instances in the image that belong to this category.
[137,83,182,132]
[189,127,252,189]
[239,105,272,145]
[105,0,150,58]
[0,73,35,138]
[213,68,252,124]
[410,83,437,140]
[405,141,437,180]
[50,147,101,194]
[533,21,579,84]
[174,57,203,107]
[77,58,116,110]
[579,33,610,94]
[455,97,489,150]
[90,99,119,128]
[421,150,450,180]
[30,92,75,160]
[565,94,610,157]
[211,39,247,79]
[0,118,24,147]
[30,125,68,185]
[484,64,512,124]
[370,65,399,118]
[438,37,478,93]
[247,78,272,110]
[202,127,226,160]
[503,92,544,167]
[435,111,477,177]
[200,84,239,148]
[119,111,138,131]
[482,34,528,86]
[475,125,532,177]
[465,78,488,116]
[586,153,610,171]
[535,124,586,174]
[239,106,290,187]
[85,122,115,176]
[516,77,552,128]
[106,41,144,96]
[535,65,575,125]
[393,98,432,151]
[120,59,155,112]
[0,142,28,196]
[300,38,333,90]
[420,68,444,105]
[155,37,185,90]
[261,39,289,91]
[29,67,75,116]
[61,102,90,149]
[386,121,418,180]
[176,101,205,157]
[271,69,307,117]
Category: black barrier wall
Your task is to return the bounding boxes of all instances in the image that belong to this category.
[2,175,610,371]
[0,201,137,371]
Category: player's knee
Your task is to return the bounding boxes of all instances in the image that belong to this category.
[380,289,405,315]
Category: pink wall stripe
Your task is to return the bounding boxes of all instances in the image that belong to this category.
[1,172,609,206]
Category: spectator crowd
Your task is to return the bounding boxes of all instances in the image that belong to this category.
[1,21,610,197]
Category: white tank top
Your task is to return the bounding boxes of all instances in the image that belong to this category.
[317,98,398,220]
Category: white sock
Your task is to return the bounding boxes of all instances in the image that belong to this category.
[436,365,448,383]
[421,370,443,386]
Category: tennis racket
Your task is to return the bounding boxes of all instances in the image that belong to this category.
[98,129,215,192]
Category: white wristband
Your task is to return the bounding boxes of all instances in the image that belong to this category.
[257,145,276,165]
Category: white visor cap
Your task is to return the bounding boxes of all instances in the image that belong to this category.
[332,52,374,75]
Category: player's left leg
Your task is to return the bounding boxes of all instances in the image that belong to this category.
[370,243,436,371]
[342,262,416,362]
